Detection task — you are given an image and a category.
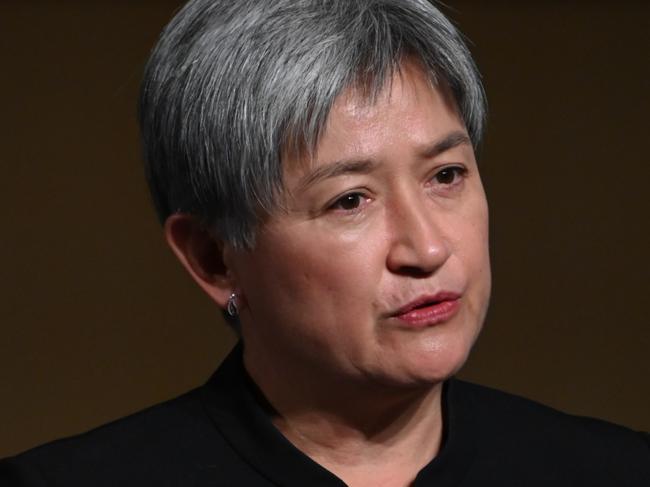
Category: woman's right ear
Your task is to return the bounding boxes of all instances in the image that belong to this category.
[163,214,234,309]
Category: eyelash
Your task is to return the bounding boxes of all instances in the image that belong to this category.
[429,165,468,188]
[326,165,468,214]
[327,192,370,213]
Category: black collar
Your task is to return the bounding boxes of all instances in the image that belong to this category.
[200,343,478,486]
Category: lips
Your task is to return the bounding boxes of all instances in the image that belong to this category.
[392,292,461,328]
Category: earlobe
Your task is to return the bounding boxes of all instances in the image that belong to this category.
[163,214,234,309]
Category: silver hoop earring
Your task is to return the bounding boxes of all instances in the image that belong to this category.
[226,293,239,317]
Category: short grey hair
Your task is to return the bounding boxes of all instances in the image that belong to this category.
[139,0,486,249]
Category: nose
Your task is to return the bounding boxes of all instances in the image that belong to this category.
[385,191,450,276]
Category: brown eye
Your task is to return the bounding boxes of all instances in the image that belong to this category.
[434,166,465,185]
[332,193,364,211]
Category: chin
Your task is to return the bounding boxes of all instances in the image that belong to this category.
[389,332,477,387]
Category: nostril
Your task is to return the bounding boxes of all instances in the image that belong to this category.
[393,265,436,278]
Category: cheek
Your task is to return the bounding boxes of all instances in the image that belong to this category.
[474,196,491,283]
[461,195,491,319]
[462,185,489,260]
[446,188,489,255]
[242,225,384,330]
[446,190,491,304]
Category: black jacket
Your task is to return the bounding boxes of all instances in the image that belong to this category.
[2,344,649,486]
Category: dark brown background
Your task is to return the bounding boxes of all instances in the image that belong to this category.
[1,1,648,458]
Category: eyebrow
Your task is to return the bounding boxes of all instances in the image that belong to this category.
[297,130,471,191]
[420,131,471,158]
[297,159,377,192]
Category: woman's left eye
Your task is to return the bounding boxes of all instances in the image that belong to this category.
[328,192,368,212]
[431,166,467,186]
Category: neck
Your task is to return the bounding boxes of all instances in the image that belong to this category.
[243,345,445,486]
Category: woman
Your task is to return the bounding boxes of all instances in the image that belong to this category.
[2,0,648,485]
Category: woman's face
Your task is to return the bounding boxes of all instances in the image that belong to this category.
[228,62,491,388]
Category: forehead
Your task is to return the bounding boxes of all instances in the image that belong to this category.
[332,63,457,137]
[282,60,465,180]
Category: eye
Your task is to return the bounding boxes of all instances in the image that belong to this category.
[432,166,467,186]
[329,192,367,212]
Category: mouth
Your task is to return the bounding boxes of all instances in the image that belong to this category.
[391,292,461,328]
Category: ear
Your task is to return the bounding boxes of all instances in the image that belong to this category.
[163,213,234,310]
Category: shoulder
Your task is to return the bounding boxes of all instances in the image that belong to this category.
[0,388,252,487]
[452,379,650,484]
